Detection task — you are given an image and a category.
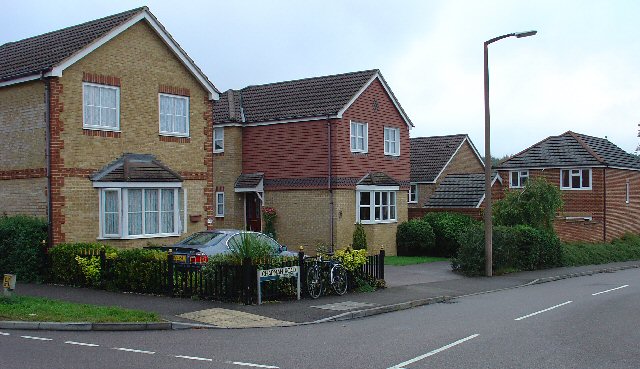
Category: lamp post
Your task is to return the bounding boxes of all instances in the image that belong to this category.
[484,30,536,277]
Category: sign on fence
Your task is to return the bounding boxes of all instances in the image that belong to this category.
[257,266,300,305]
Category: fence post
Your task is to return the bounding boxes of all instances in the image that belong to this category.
[242,257,252,305]
[167,249,174,297]
[298,245,305,281]
[378,246,385,281]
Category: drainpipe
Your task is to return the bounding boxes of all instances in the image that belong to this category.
[327,116,334,252]
[42,73,52,248]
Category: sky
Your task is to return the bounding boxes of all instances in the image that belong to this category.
[2,0,639,157]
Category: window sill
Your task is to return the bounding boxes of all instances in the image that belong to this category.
[98,233,181,240]
[215,215,224,218]
[83,126,120,132]
[356,220,398,225]
[408,201,417,204]
[384,153,400,157]
[560,188,592,191]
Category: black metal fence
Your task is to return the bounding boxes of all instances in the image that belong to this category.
[71,248,385,305]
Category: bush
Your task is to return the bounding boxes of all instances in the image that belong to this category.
[423,212,478,257]
[493,176,563,231]
[228,233,275,262]
[451,224,562,276]
[562,234,640,266]
[396,219,435,256]
[0,215,48,282]
[48,243,116,286]
[333,248,368,272]
[352,223,367,250]
[107,248,165,293]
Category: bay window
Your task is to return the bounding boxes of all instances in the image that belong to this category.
[356,187,398,223]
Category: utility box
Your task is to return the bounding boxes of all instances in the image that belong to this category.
[3,274,16,297]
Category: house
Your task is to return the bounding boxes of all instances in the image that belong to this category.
[0,7,219,247]
[497,131,640,243]
[423,172,503,219]
[409,134,484,208]
[212,70,413,254]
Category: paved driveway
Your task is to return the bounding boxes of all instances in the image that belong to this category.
[384,261,464,287]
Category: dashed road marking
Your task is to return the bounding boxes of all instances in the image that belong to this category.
[113,347,155,355]
[227,361,280,368]
[386,334,479,369]
[175,355,213,362]
[515,301,573,321]
[0,332,9,336]
[65,341,100,347]
[20,335,52,341]
[592,285,628,296]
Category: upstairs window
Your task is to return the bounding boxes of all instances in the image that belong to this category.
[159,94,189,136]
[561,169,591,190]
[384,127,400,156]
[510,170,529,188]
[350,121,368,153]
[83,83,119,130]
[214,127,224,153]
[409,184,418,203]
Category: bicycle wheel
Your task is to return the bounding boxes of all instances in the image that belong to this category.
[306,264,323,299]
[330,264,348,296]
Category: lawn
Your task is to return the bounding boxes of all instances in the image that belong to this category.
[385,256,449,266]
[0,295,161,323]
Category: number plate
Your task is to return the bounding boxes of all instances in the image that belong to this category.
[173,255,187,263]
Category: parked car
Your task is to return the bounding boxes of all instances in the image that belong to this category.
[147,229,296,266]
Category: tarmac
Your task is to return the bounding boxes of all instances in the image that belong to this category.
[4,260,640,330]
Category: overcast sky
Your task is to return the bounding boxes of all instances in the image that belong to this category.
[2,0,639,157]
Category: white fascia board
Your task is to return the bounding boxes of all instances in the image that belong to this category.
[0,74,41,88]
[476,194,485,208]
[215,115,339,128]
[432,139,465,183]
[356,185,400,191]
[93,181,182,188]
[337,73,413,129]
[44,10,219,100]
[492,173,503,185]
[500,165,606,172]
[464,136,485,168]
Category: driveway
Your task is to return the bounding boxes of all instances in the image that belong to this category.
[384,261,464,287]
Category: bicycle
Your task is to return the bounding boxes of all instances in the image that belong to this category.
[306,254,348,299]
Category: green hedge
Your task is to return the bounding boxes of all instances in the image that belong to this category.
[396,219,435,256]
[452,224,562,276]
[562,234,640,266]
[0,215,48,282]
[423,212,479,257]
[48,243,115,286]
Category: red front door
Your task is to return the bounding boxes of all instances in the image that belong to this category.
[246,193,261,231]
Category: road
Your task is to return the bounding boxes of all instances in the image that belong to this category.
[1,268,639,369]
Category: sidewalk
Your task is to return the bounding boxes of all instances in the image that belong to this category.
[11,260,640,329]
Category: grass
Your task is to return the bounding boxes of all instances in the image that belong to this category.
[0,295,161,323]
[385,256,449,266]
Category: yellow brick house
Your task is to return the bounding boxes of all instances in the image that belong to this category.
[0,7,220,247]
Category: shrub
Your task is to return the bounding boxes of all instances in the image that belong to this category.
[352,223,367,250]
[262,207,277,240]
[334,248,368,272]
[423,212,478,257]
[0,215,48,282]
[493,176,563,231]
[228,233,274,261]
[562,233,640,266]
[107,248,165,293]
[396,219,435,256]
[48,243,115,286]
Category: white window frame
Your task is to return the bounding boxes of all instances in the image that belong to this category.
[384,127,400,156]
[159,93,190,137]
[350,121,368,153]
[560,168,592,190]
[509,170,529,188]
[216,192,225,217]
[213,127,224,153]
[626,180,630,204]
[82,82,120,131]
[408,184,418,203]
[355,186,399,224]
[98,186,184,239]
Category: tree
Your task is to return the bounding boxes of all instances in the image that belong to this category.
[493,176,563,231]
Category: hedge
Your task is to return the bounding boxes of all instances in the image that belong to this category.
[0,215,48,282]
[423,212,478,257]
[396,219,435,256]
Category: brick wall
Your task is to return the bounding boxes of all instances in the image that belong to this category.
[604,168,640,241]
[212,126,245,230]
[0,178,48,217]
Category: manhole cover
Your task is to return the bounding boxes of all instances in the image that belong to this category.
[311,301,376,311]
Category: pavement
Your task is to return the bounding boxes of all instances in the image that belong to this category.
[5,260,640,330]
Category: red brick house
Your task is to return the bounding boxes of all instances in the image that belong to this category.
[497,131,640,243]
[212,70,413,254]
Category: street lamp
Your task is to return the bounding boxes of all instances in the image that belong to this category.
[484,30,536,277]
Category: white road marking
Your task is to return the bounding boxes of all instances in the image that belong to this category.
[113,347,155,354]
[20,335,53,341]
[227,361,280,368]
[65,341,100,347]
[386,334,480,369]
[0,332,9,336]
[592,285,628,296]
[515,301,573,321]
[175,355,213,362]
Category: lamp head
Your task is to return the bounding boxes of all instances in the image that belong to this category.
[515,30,537,38]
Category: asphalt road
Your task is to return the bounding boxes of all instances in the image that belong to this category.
[2,268,639,369]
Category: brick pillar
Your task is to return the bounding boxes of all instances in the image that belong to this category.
[48,77,66,245]
[203,97,215,229]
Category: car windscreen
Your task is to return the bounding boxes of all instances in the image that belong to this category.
[179,232,226,246]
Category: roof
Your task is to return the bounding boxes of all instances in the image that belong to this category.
[213,70,412,127]
[91,153,182,182]
[0,7,219,98]
[356,172,400,186]
[425,172,500,208]
[410,134,483,183]
[235,173,264,189]
[498,131,640,170]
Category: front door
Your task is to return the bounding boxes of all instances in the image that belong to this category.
[246,193,261,231]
